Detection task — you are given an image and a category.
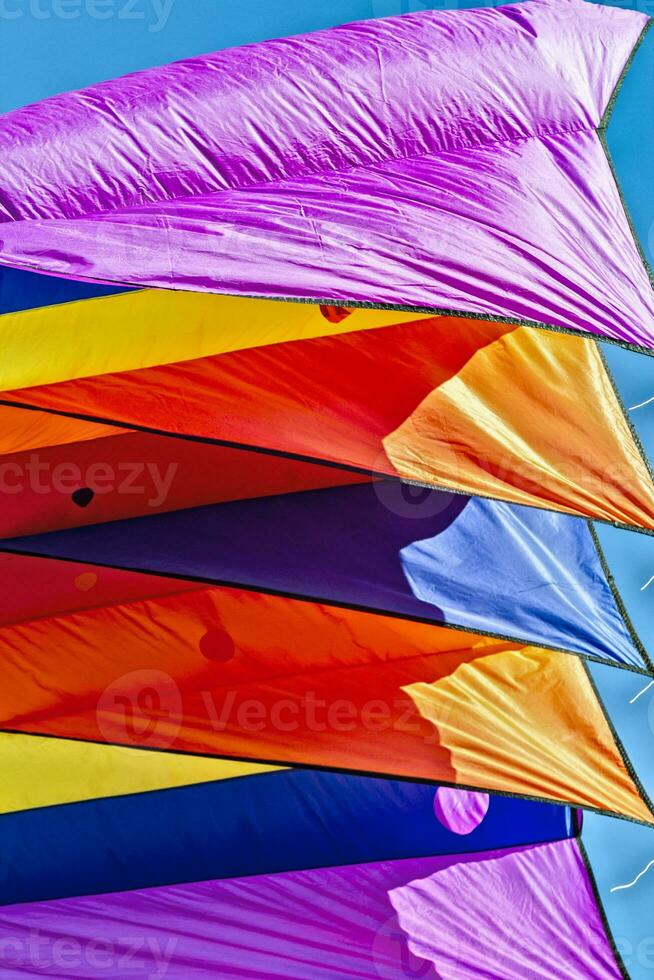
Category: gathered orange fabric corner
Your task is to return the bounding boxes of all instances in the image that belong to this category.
[3,310,652,531]
[0,573,649,825]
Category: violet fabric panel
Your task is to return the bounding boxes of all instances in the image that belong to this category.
[0,0,643,221]
[0,2,652,347]
[0,855,454,979]
[0,844,619,979]
[0,775,575,907]
[2,483,641,668]
[1,127,653,347]
[390,838,621,980]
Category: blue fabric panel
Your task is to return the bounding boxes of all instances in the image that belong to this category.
[0,766,574,905]
[401,497,642,669]
[605,20,654,271]
[0,483,641,668]
[0,265,128,314]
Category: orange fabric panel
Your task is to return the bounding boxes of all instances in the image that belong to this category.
[384,327,654,529]
[0,584,648,823]
[404,647,652,825]
[0,403,123,455]
[5,315,652,528]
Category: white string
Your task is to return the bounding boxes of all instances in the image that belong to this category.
[629,680,654,704]
[629,395,654,411]
[611,858,654,893]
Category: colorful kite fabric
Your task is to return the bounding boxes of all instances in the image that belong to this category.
[0,1,653,978]
[0,552,653,823]
[0,0,653,353]
[0,774,610,979]
[1,273,654,535]
[0,486,646,670]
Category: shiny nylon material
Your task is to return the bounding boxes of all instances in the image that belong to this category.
[0,403,121,456]
[4,315,654,531]
[0,290,427,390]
[0,842,615,979]
[404,646,653,824]
[0,6,648,975]
[0,767,572,905]
[0,733,280,815]
[2,483,643,669]
[0,434,363,539]
[0,579,649,822]
[400,496,643,668]
[0,855,547,979]
[383,325,654,528]
[0,2,652,348]
[390,838,622,980]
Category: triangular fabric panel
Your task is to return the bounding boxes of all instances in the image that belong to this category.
[0,483,645,670]
[383,326,654,528]
[0,6,649,976]
[0,3,652,349]
[0,836,624,979]
[3,316,653,531]
[0,287,426,389]
[404,646,652,824]
[0,733,280,816]
[390,838,621,980]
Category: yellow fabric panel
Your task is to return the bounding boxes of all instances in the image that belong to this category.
[0,732,282,814]
[0,290,429,390]
[383,327,654,529]
[403,647,653,825]
[0,403,123,455]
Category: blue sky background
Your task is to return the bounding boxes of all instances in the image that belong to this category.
[1,0,654,972]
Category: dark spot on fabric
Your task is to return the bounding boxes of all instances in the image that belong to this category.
[72,487,95,508]
[200,628,236,663]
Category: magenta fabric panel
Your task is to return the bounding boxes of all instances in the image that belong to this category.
[0,2,652,347]
[433,788,490,836]
[0,855,452,978]
[0,844,618,978]
[0,0,642,221]
[390,838,622,980]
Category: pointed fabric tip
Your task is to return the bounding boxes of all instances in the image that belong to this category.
[0,2,651,347]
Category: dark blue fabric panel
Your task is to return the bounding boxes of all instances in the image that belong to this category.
[1,482,640,668]
[0,265,128,314]
[0,766,573,905]
[1,483,467,624]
